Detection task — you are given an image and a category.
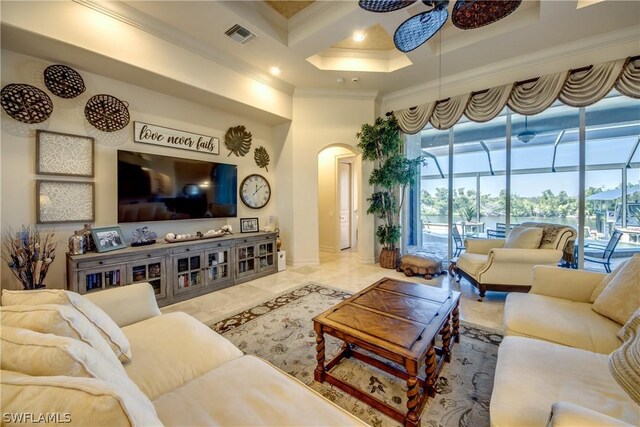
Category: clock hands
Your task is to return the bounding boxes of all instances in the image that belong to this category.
[253,184,264,196]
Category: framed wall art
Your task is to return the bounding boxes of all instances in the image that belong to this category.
[240,217,259,233]
[36,180,95,224]
[36,130,95,177]
[91,226,127,253]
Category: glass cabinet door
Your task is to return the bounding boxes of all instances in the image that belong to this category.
[236,244,256,277]
[174,253,203,293]
[257,242,275,270]
[129,258,166,298]
[206,249,230,284]
[79,265,126,294]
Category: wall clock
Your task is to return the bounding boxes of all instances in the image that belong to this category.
[240,174,271,209]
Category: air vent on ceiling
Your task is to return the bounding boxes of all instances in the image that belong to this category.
[225,24,256,44]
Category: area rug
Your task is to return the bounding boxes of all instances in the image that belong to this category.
[210,283,502,427]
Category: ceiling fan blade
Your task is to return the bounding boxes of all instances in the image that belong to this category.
[358,0,417,13]
[452,0,522,30]
[393,5,449,52]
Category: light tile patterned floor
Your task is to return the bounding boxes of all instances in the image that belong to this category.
[162,250,507,331]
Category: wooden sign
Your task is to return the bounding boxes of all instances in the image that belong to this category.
[134,121,219,155]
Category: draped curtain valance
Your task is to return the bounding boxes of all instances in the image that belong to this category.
[394,56,640,134]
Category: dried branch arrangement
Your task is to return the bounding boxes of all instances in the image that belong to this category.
[2,225,58,289]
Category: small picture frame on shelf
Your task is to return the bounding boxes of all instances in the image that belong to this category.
[240,218,259,233]
[91,226,127,253]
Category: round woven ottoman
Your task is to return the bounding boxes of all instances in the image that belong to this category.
[397,253,444,280]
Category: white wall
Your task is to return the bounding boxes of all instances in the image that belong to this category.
[283,91,377,266]
[1,50,279,290]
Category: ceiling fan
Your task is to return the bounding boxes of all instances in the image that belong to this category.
[358,0,522,52]
[517,116,536,143]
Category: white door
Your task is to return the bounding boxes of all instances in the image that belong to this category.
[339,162,351,250]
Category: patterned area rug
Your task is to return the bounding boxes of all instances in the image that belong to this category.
[210,283,502,427]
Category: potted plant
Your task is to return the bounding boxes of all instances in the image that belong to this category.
[357,114,423,269]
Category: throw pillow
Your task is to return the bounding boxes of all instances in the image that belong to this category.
[504,226,543,249]
[589,259,629,303]
[0,304,121,368]
[592,254,639,326]
[609,311,640,405]
[1,370,162,426]
[2,289,131,362]
[0,326,127,382]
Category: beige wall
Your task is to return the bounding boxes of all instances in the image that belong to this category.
[0,50,278,290]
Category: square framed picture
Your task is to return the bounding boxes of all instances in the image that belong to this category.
[36,130,95,177]
[91,226,127,253]
[36,180,94,224]
[240,218,259,233]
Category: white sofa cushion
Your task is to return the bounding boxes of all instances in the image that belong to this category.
[592,254,639,326]
[152,355,367,426]
[504,293,621,354]
[547,402,635,426]
[121,312,243,400]
[456,253,488,278]
[490,336,639,427]
[0,326,127,380]
[1,370,162,426]
[0,304,120,367]
[504,226,543,249]
[590,259,629,303]
[2,289,131,362]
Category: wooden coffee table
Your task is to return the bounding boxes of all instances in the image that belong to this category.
[313,277,460,427]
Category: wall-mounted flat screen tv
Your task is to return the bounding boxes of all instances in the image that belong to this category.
[117,150,237,223]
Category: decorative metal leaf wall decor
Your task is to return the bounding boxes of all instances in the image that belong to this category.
[254,146,270,172]
[1,83,53,124]
[44,65,86,99]
[224,125,252,157]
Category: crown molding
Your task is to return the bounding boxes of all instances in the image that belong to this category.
[382,26,640,110]
[73,0,295,96]
[294,87,379,102]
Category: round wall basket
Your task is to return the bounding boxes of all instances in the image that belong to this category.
[1,83,53,124]
[44,64,86,99]
[84,94,130,132]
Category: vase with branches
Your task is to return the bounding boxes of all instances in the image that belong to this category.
[2,225,58,289]
[357,114,423,268]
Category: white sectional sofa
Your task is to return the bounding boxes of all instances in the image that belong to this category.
[490,258,640,427]
[1,283,367,426]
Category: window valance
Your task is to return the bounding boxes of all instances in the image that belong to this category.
[394,56,640,134]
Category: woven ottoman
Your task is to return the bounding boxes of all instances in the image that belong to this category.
[397,253,444,280]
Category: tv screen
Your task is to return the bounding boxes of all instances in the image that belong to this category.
[117,150,237,223]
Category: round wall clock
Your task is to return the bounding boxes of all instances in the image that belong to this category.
[240,174,271,209]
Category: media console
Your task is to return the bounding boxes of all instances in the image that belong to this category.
[66,232,277,307]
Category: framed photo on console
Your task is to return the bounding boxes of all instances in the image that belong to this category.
[240,218,259,233]
[91,226,127,253]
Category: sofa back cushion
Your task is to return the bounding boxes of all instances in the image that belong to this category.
[504,226,543,249]
[590,259,630,303]
[0,304,120,368]
[1,370,162,426]
[609,310,640,405]
[592,254,639,326]
[519,222,577,250]
[2,289,131,362]
[1,326,127,381]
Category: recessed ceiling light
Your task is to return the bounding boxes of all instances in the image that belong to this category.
[353,32,365,42]
[269,66,281,76]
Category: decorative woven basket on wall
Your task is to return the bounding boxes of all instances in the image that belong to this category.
[1,83,53,124]
[44,64,86,99]
[84,94,130,132]
[379,247,400,269]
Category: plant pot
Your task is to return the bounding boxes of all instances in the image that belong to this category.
[379,248,400,269]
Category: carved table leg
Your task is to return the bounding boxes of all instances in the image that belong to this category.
[404,360,420,427]
[452,301,460,343]
[441,314,452,363]
[424,346,437,397]
[314,323,326,383]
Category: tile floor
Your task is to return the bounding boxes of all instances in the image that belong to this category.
[162,249,507,331]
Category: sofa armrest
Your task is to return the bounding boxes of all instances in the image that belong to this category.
[488,248,562,264]
[84,283,161,327]
[465,238,505,254]
[547,402,634,426]
[530,266,606,302]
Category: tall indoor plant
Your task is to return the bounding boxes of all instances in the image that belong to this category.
[357,114,423,268]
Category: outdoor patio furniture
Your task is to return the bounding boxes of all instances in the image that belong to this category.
[452,226,465,257]
[583,229,623,273]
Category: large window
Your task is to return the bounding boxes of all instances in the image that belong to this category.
[411,90,639,270]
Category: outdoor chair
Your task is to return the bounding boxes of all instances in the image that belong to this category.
[452,225,465,257]
[583,229,623,273]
